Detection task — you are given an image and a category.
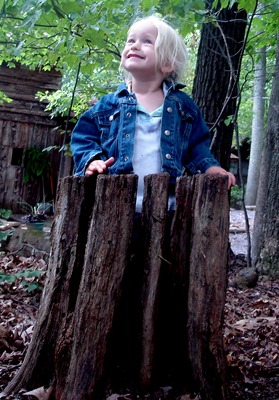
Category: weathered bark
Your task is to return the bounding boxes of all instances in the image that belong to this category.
[187,175,230,400]
[192,1,247,169]
[139,173,170,387]
[252,33,279,276]
[57,174,138,400]
[4,174,231,400]
[5,175,97,394]
[162,176,196,388]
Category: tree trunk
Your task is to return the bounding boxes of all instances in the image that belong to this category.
[245,47,266,205]
[4,174,231,400]
[252,33,279,276]
[192,1,247,170]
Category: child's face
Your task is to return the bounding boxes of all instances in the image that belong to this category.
[121,20,162,80]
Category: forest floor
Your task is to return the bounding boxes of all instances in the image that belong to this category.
[0,210,278,400]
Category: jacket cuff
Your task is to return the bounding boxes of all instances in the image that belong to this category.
[83,152,102,175]
[186,158,220,175]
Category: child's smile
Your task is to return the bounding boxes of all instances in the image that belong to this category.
[121,20,161,79]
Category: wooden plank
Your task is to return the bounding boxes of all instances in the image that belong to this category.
[0,119,63,211]
[0,107,52,117]
[1,121,29,147]
[0,98,48,110]
[0,146,10,208]
[0,91,49,103]
[0,159,21,211]
[0,112,57,125]
[0,79,60,92]
[0,81,58,96]
[0,119,4,143]
[0,65,61,88]
[0,64,61,128]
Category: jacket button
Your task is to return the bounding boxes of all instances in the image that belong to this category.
[125,134,130,138]
[126,112,132,117]
[165,154,172,160]
[109,115,113,121]
[124,156,129,161]
[167,107,172,113]
[164,130,170,136]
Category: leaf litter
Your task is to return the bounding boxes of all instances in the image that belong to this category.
[0,251,278,400]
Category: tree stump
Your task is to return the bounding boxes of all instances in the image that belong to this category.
[3,173,230,400]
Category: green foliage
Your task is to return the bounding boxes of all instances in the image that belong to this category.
[23,147,50,183]
[0,0,278,140]
[0,269,44,292]
[0,0,139,72]
[230,185,244,209]
[36,65,121,118]
[0,90,13,105]
[0,209,13,249]
[0,0,277,73]
[0,230,13,248]
[0,209,12,220]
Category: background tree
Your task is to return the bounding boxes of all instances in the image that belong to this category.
[192,0,247,169]
[252,32,279,276]
[245,46,266,205]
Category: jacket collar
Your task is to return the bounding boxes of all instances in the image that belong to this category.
[115,80,186,97]
[164,80,186,91]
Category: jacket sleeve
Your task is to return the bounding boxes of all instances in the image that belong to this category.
[184,106,220,174]
[70,108,104,176]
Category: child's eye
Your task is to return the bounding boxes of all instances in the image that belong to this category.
[144,39,153,44]
[127,38,135,44]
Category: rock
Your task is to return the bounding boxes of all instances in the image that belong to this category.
[233,267,259,289]
[4,225,50,257]
[0,220,21,231]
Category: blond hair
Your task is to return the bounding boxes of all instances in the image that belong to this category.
[123,15,188,83]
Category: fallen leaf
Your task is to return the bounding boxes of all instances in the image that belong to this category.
[22,386,52,400]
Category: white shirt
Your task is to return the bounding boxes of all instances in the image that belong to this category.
[133,104,163,212]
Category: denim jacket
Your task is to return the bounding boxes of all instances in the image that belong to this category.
[71,81,220,181]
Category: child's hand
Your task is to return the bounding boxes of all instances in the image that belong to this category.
[85,157,115,176]
[205,166,236,189]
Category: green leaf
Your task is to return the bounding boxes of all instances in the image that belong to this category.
[19,270,43,279]
[0,209,12,219]
[27,282,43,292]
[0,272,16,283]
[224,115,234,126]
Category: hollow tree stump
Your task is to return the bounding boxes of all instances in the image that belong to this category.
[3,173,230,400]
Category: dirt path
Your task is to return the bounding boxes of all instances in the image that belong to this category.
[230,209,255,255]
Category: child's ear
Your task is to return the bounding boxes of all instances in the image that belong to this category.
[161,65,173,74]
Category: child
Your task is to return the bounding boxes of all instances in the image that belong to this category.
[71,15,235,210]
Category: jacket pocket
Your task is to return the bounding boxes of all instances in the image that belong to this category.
[178,105,193,138]
[97,110,120,139]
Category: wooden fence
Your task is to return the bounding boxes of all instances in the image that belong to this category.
[0,63,64,212]
[4,173,230,400]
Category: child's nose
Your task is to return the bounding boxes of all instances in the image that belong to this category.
[131,40,140,50]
